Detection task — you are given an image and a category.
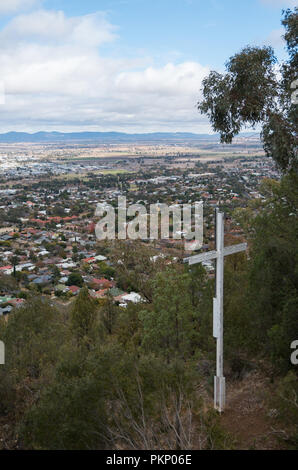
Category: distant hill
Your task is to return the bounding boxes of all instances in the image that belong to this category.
[0,131,259,144]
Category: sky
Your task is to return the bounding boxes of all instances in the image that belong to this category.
[0,0,296,134]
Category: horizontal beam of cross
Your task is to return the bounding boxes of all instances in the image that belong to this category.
[222,242,248,257]
[184,242,247,266]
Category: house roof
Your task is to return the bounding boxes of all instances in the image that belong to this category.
[94,277,113,284]
[83,257,95,263]
[121,292,143,304]
[93,289,108,298]
[68,285,80,293]
[33,275,52,284]
[0,297,13,304]
[9,298,25,306]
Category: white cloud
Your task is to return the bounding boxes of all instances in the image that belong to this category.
[115,62,208,95]
[0,9,117,46]
[0,0,40,14]
[0,9,210,133]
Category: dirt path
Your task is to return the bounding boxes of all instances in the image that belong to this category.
[220,372,283,449]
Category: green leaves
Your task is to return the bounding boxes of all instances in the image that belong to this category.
[70,287,99,347]
[139,266,201,361]
[239,174,298,372]
[20,351,108,450]
[198,47,277,144]
[66,272,84,287]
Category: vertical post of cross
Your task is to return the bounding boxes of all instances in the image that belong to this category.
[214,209,225,412]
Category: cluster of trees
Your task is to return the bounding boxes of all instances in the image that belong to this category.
[0,265,228,450]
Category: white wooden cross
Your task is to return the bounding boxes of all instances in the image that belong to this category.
[184,209,247,413]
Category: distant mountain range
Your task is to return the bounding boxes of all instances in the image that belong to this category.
[0,131,260,144]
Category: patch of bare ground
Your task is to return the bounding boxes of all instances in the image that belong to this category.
[220,371,286,450]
